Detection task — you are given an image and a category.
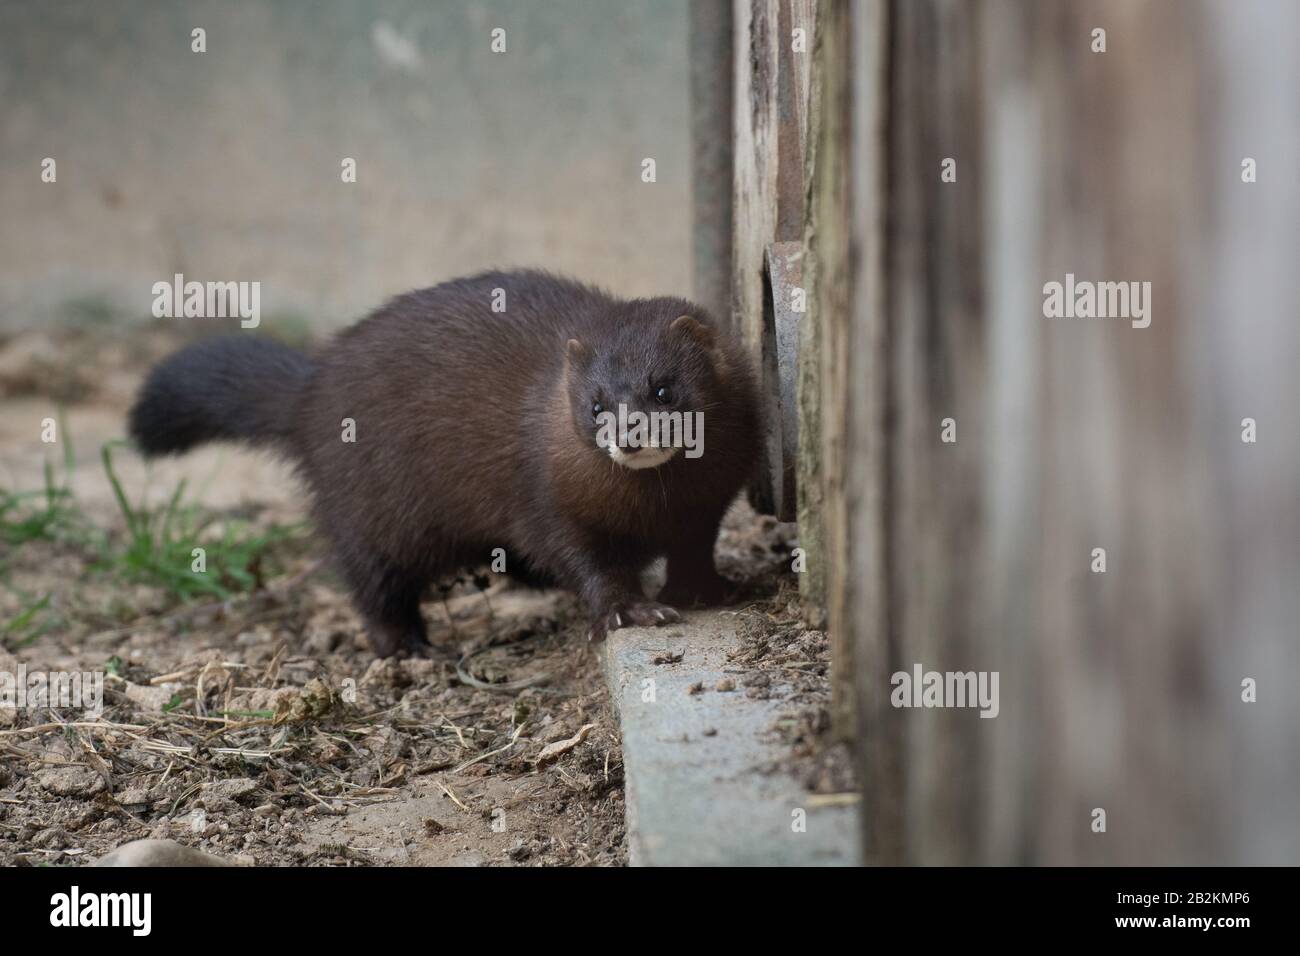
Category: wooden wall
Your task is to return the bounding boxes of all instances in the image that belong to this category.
[793,0,1300,864]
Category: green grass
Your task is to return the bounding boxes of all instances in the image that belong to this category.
[0,592,55,647]
[0,414,83,548]
[0,465,78,545]
[1,428,303,648]
[98,440,302,602]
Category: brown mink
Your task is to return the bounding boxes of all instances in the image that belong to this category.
[129,270,760,657]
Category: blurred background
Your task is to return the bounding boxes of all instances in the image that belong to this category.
[0,0,694,512]
[0,0,691,332]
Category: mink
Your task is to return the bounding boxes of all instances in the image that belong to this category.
[129,270,761,657]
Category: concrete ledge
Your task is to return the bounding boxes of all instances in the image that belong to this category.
[601,611,860,866]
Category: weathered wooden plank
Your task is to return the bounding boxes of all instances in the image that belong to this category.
[884,0,988,867]
[690,0,734,330]
[734,0,814,519]
[1196,0,1300,867]
[972,0,1221,866]
[833,0,1299,865]
[796,0,871,745]
[841,0,891,853]
[794,0,835,630]
[789,0,817,165]
[733,0,782,517]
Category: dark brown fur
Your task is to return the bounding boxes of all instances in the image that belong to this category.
[130,270,760,656]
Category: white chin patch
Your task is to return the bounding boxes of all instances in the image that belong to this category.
[607,445,679,470]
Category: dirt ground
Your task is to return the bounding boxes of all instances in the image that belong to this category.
[0,322,851,867]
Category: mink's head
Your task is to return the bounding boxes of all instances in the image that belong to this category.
[563,305,727,471]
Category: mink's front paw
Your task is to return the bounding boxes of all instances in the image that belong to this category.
[586,601,681,643]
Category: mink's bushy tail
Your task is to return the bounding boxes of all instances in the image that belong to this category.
[129,336,315,457]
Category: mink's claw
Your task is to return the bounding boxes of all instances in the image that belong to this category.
[588,601,680,642]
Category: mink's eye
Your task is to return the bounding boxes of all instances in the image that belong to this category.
[654,386,672,405]
[592,401,604,419]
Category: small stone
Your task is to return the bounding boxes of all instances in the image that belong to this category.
[117,786,151,806]
[94,838,235,867]
[401,658,436,681]
[122,681,179,712]
[272,678,337,722]
[361,657,409,689]
[32,827,69,849]
[248,687,298,713]
[715,678,736,692]
[36,765,105,798]
[200,778,260,803]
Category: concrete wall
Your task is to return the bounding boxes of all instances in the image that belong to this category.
[0,0,691,331]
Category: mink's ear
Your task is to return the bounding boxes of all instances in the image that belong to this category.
[670,314,716,351]
[565,338,593,368]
